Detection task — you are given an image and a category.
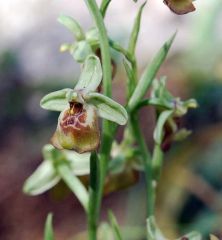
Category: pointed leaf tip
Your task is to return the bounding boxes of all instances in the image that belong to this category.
[128,32,176,111]
[44,213,55,240]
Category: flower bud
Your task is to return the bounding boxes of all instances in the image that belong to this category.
[51,101,100,153]
[163,0,195,15]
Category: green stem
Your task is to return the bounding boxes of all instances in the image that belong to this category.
[84,0,113,239]
[130,115,155,217]
[84,0,112,97]
[150,143,164,210]
[88,152,98,240]
[152,144,164,181]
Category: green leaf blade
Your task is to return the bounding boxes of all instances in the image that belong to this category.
[86,92,128,125]
[108,210,123,240]
[128,1,146,55]
[128,32,176,112]
[40,88,71,112]
[75,55,102,92]
[44,213,55,240]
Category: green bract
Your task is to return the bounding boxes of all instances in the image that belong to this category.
[128,32,176,112]
[58,14,99,62]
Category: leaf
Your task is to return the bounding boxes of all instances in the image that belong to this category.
[86,92,128,125]
[57,163,89,212]
[153,110,173,145]
[58,14,85,41]
[71,41,93,63]
[23,160,60,195]
[128,1,146,55]
[128,32,176,111]
[40,88,71,112]
[146,216,166,240]
[75,55,102,92]
[44,213,55,240]
[177,231,202,240]
[108,211,123,240]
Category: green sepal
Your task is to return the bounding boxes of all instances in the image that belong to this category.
[64,150,90,175]
[128,1,147,55]
[75,55,102,92]
[57,162,89,212]
[153,110,173,145]
[71,41,93,63]
[40,88,71,112]
[58,14,85,41]
[128,32,176,111]
[23,144,90,196]
[86,92,128,125]
[23,159,60,195]
[44,213,55,240]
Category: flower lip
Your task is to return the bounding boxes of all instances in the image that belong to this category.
[61,102,87,132]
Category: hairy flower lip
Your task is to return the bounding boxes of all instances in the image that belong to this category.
[51,103,100,153]
[163,0,196,15]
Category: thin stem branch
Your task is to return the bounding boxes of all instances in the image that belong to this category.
[130,115,155,217]
[151,143,163,181]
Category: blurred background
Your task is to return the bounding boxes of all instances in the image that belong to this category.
[1,0,222,239]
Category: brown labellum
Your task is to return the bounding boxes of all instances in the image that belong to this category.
[51,102,100,153]
[163,0,195,15]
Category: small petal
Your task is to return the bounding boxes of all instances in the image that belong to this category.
[164,0,195,15]
[51,102,100,153]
